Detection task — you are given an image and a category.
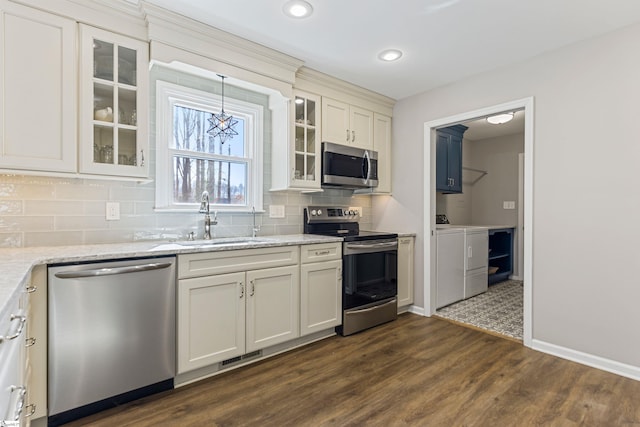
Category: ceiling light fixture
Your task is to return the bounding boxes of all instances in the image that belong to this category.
[378,49,403,62]
[283,0,313,18]
[207,75,238,144]
[486,112,514,125]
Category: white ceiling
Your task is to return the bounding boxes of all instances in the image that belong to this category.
[143,0,640,100]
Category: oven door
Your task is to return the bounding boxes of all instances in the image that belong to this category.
[342,239,398,310]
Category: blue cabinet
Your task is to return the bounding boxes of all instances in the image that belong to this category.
[436,125,467,193]
[488,227,514,285]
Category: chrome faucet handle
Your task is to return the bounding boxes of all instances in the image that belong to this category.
[187,231,196,241]
[212,210,218,226]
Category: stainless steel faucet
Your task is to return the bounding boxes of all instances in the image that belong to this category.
[199,191,217,240]
[252,206,261,238]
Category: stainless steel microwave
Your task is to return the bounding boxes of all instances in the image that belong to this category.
[321,142,378,189]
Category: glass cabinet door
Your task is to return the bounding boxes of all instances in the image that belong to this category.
[80,25,148,178]
[292,91,320,187]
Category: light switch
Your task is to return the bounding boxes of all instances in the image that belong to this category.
[269,205,285,218]
[106,202,120,220]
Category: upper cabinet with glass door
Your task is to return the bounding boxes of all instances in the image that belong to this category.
[79,24,149,178]
[292,91,320,189]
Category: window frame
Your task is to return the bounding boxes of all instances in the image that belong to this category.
[155,80,264,212]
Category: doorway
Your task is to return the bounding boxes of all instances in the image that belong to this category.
[423,97,534,347]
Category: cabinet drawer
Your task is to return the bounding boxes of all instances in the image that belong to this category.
[300,243,342,264]
[178,246,299,279]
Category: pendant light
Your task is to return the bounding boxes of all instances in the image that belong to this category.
[208,74,238,144]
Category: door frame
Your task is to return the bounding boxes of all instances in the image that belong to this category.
[423,97,534,347]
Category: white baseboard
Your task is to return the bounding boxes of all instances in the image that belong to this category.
[532,339,640,381]
[407,305,425,316]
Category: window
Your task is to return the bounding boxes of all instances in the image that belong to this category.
[155,81,263,211]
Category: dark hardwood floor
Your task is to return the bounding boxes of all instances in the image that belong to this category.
[65,314,640,426]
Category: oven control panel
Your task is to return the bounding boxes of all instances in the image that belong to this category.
[305,206,359,222]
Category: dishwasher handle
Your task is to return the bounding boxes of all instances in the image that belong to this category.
[54,262,173,279]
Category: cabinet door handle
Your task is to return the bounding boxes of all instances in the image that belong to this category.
[352,130,355,142]
[140,149,145,167]
[0,314,27,344]
[239,282,244,298]
[25,337,36,348]
[346,129,350,142]
[250,280,255,296]
[315,250,330,256]
[25,285,37,293]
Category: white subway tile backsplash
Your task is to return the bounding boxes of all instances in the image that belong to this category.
[0,201,23,215]
[0,65,373,247]
[25,231,84,247]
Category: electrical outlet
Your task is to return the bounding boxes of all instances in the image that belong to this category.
[269,205,285,218]
[348,206,362,217]
[503,201,516,210]
[106,202,120,220]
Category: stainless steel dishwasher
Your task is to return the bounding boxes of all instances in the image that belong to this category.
[48,256,176,425]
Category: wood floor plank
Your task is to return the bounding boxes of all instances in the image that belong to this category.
[63,314,640,426]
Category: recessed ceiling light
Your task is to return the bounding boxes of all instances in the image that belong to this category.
[486,112,514,125]
[283,0,313,18]
[378,49,403,62]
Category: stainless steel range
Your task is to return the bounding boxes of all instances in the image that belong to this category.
[304,206,398,336]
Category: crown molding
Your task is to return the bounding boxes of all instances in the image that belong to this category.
[295,67,396,114]
[142,2,304,86]
[7,0,147,39]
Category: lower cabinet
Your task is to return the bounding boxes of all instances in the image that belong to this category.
[397,236,415,310]
[177,243,343,374]
[177,272,246,373]
[300,242,342,336]
[177,247,300,374]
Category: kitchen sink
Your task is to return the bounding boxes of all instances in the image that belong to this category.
[177,238,273,246]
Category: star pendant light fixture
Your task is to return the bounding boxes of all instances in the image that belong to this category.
[208,74,238,144]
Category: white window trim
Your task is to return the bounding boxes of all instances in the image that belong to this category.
[155,80,264,212]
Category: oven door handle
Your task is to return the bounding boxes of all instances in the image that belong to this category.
[345,241,398,250]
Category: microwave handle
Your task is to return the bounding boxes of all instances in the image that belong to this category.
[363,150,371,183]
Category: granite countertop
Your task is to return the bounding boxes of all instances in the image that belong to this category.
[0,234,342,321]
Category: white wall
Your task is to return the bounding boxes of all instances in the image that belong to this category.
[469,133,524,226]
[375,22,640,369]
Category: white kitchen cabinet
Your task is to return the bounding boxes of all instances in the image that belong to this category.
[177,246,300,373]
[246,265,299,352]
[79,24,149,178]
[272,90,322,191]
[322,97,373,150]
[436,228,465,308]
[178,272,246,373]
[26,265,46,424]
[0,291,28,426]
[0,2,77,173]
[397,236,415,310]
[356,112,392,195]
[372,113,392,194]
[300,243,342,336]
